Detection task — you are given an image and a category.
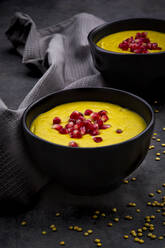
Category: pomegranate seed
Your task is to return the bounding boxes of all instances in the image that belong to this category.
[93,137,103,143]
[74,121,84,130]
[70,130,82,139]
[116,129,123,134]
[65,121,74,129]
[53,124,62,130]
[101,114,109,122]
[70,111,81,120]
[93,123,99,129]
[96,119,104,128]
[74,124,79,130]
[76,119,84,127]
[90,112,100,121]
[78,115,85,121]
[90,129,99,136]
[59,128,68,134]
[67,127,74,133]
[69,118,77,123]
[53,117,61,124]
[84,109,93,115]
[101,124,110,129]
[80,126,86,135]
[119,32,162,53]
[84,120,94,131]
[98,110,107,116]
[68,141,79,147]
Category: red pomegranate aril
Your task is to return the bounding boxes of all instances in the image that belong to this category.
[84,120,94,131]
[90,129,99,136]
[93,137,103,143]
[68,141,79,147]
[70,111,81,120]
[84,109,93,116]
[96,119,104,128]
[101,114,109,122]
[116,129,123,134]
[93,123,99,129]
[70,130,82,139]
[91,112,100,121]
[80,126,86,135]
[65,121,74,129]
[74,121,84,130]
[90,112,100,121]
[101,124,110,129]
[134,49,142,54]
[53,124,62,131]
[78,115,85,121]
[151,43,158,50]
[98,110,107,116]
[67,127,74,133]
[53,117,61,124]
[74,124,79,130]
[76,119,83,124]
[59,128,68,134]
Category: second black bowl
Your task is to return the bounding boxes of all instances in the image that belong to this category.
[88,18,165,98]
[23,88,154,195]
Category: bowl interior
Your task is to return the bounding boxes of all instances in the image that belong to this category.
[89,18,165,45]
[24,88,153,135]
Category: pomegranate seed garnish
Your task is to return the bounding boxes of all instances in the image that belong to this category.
[52,109,111,146]
[68,141,79,147]
[98,110,107,116]
[76,119,84,127]
[101,114,109,122]
[101,124,111,129]
[65,121,74,129]
[90,129,99,136]
[84,120,95,132]
[91,112,100,121]
[119,32,162,53]
[53,117,61,124]
[80,126,86,135]
[116,129,123,134]
[96,119,104,128]
[67,127,74,133]
[93,123,99,129]
[78,115,85,121]
[70,111,81,120]
[53,124,62,130]
[93,137,103,143]
[59,128,68,134]
[70,130,82,139]
[74,124,79,130]
[84,109,93,116]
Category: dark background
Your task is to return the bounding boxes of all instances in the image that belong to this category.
[1,0,165,247]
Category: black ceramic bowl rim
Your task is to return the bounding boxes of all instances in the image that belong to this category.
[88,17,165,56]
[22,87,154,150]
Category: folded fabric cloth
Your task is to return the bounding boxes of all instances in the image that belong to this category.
[0,12,106,210]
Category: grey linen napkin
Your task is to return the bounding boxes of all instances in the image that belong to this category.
[0,12,105,209]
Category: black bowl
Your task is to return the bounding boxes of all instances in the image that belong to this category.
[88,18,165,99]
[22,87,154,195]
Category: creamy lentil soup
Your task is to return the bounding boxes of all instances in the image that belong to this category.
[30,101,146,147]
[96,30,165,53]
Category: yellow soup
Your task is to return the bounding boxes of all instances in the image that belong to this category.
[96,30,165,53]
[30,101,146,148]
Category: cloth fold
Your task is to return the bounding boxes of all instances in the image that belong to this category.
[0,12,106,209]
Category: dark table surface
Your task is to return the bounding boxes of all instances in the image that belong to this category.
[1,0,165,247]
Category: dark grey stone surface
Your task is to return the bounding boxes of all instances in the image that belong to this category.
[1,0,165,247]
